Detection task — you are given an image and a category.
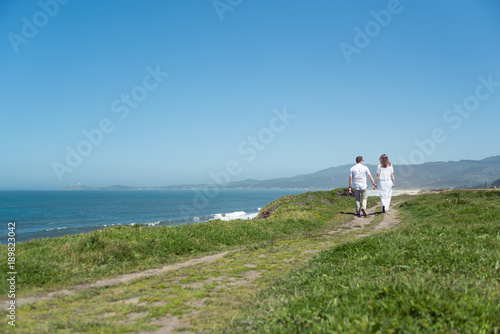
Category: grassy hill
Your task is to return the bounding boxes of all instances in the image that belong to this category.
[1,189,499,333]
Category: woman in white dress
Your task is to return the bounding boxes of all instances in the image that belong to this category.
[375,154,395,213]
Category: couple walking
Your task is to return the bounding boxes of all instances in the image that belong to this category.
[348,154,395,217]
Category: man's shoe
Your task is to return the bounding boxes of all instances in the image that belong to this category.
[361,209,367,217]
[382,206,385,213]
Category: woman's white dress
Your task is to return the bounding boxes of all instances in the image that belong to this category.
[377,165,394,211]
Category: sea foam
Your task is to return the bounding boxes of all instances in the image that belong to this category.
[211,210,259,221]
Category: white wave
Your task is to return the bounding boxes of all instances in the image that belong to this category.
[211,211,259,221]
[128,221,161,227]
[246,212,259,219]
[45,227,68,231]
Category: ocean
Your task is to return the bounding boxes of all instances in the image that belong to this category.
[0,189,306,244]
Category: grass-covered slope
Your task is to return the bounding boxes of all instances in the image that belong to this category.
[1,189,364,296]
[228,190,500,333]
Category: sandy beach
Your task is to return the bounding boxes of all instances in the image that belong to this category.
[367,189,422,197]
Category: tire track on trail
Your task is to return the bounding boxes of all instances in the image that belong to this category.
[7,249,240,308]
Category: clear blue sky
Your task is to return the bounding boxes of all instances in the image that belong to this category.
[1,0,499,190]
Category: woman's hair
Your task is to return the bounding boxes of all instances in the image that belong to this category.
[379,154,391,168]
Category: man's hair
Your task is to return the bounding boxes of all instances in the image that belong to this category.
[356,156,363,163]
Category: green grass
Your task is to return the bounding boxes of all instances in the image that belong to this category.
[226,190,500,333]
[7,189,498,333]
[1,189,367,296]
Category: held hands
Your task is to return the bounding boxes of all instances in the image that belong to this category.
[373,184,377,190]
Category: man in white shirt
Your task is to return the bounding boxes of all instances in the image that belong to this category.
[349,156,376,217]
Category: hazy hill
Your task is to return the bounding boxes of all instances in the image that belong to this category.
[492,179,500,187]
[220,155,500,190]
[62,156,500,191]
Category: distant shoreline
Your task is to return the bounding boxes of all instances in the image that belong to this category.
[60,186,326,191]
[59,186,426,192]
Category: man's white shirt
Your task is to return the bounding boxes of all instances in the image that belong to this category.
[349,163,371,190]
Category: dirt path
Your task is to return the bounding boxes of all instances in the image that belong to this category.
[327,200,401,236]
[373,204,401,231]
[10,250,240,308]
[8,201,404,333]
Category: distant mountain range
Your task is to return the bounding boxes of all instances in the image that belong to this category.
[62,155,500,191]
